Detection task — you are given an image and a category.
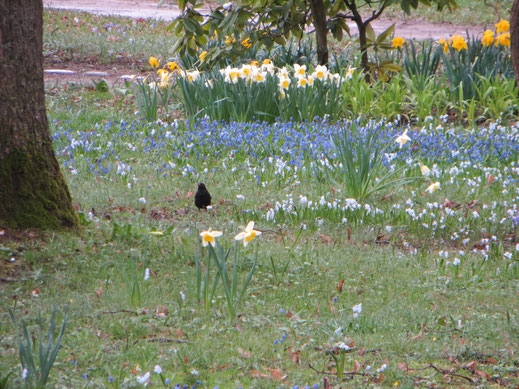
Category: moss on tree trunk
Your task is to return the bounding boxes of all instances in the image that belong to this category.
[0,0,77,229]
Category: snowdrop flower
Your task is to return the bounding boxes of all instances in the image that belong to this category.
[236,194,245,199]
[154,365,162,374]
[377,364,388,373]
[191,369,199,376]
[395,129,410,148]
[139,197,147,204]
[425,182,440,193]
[137,372,150,384]
[352,303,362,318]
[235,221,261,247]
[334,342,351,351]
[22,368,29,380]
[200,228,223,247]
[180,291,186,301]
[144,268,150,281]
[453,258,461,265]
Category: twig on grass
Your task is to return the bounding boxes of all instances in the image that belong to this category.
[420,364,476,384]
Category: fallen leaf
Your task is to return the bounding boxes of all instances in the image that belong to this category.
[31,288,40,297]
[319,234,334,244]
[290,348,301,365]
[488,174,494,183]
[155,305,168,317]
[95,287,103,299]
[185,191,194,199]
[398,363,408,371]
[237,347,251,358]
[347,227,351,240]
[354,360,360,372]
[337,279,345,293]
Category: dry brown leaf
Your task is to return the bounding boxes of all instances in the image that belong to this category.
[319,234,334,244]
[354,360,360,372]
[185,191,194,199]
[237,347,251,358]
[337,279,345,293]
[95,287,103,299]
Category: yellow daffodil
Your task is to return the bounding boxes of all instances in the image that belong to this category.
[149,56,159,69]
[425,182,440,193]
[167,61,179,72]
[262,58,272,65]
[495,19,510,34]
[200,228,223,247]
[450,34,468,51]
[225,35,236,45]
[392,36,405,49]
[249,60,259,67]
[234,221,262,247]
[199,51,208,62]
[420,164,431,176]
[395,129,411,148]
[482,30,494,47]
[495,33,510,47]
[438,38,450,53]
[210,30,218,40]
[241,37,252,49]
[157,69,169,77]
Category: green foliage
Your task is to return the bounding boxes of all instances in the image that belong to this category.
[167,0,457,67]
[9,307,69,389]
[441,34,513,100]
[402,39,441,78]
[326,122,422,200]
[195,239,257,321]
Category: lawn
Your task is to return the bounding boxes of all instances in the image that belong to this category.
[1,5,518,389]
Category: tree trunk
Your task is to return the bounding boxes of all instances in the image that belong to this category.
[309,0,329,65]
[511,0,519,89]
[0,0,77,229]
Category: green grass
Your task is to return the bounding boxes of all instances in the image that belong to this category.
[1,85,518,387]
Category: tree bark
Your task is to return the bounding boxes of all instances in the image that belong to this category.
[309,0,329,65]
[0,0,77,229]
[511,0,519,89]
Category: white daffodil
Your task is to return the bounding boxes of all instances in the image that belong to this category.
[293,63,306,77]
[420,164,431,176]
[313,64,328,80]
[278,77,290,90]
[234,221,262,247]
[425,181,440,193]
[395,129,411,148]
[200,228,223,247]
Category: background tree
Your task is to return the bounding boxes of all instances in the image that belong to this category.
[167,0,457,71]
[511,0,519,86]
[0,0,77,229]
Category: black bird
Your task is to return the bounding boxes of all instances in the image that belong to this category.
[194,183,211,210]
